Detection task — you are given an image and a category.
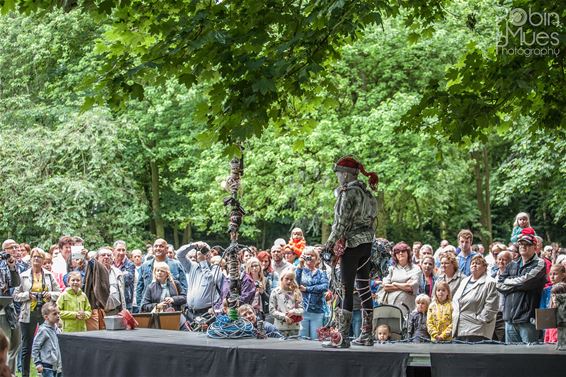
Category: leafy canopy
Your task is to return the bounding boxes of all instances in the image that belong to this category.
[2,0,446,145]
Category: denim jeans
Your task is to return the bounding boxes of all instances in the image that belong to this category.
[505,321,538,343]
[41,367,62,377]
[21,309,43,377]
[299,312,324,340]
[350,310,361,338]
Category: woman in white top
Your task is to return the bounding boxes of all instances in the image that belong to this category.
[380,242,422,315]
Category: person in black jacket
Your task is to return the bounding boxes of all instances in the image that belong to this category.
[140,262,186,313]
[497,227,546,343]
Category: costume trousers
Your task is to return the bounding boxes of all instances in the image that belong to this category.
[340,243,372,312]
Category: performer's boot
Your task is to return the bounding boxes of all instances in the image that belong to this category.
[351,309,374,346]
[322,309,352,348]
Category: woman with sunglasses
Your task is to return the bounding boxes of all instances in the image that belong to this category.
[380,242,422,316]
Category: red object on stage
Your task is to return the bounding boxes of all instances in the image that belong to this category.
[119,309,139,330]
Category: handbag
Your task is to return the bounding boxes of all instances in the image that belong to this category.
[376,286,388,305]
[376,267,393,304]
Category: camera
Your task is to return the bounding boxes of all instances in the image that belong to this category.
[34,292,45,308]
[254,281,260,288]
[0,252,10,261]
[197,244,210,255]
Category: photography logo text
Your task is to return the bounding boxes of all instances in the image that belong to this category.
[497,8,560,57]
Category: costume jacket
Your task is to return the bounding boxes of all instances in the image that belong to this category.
[327,180,377,249]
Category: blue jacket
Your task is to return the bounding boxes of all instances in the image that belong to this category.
[135,258,187,306]
[296,268,329,314]
[115,258,136,307]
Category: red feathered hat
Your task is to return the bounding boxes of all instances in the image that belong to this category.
[333,156,379,190]
[517,227,536,245]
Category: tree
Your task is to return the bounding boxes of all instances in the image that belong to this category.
[3,0,446,144]
[0,10,149,247]
[402,1,566,142]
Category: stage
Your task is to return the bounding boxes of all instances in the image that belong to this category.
[59,329,565,377]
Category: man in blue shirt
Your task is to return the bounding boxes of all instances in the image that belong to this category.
[456,229,477,276]
[135,239,187,306]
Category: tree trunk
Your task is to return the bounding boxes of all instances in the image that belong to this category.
[183,222,192,244]
[376,190,387,238]
[261,220,267,249]
[483,147,492,246]
[321,222,330,244]
[173,222,179,249]
[440,220,448,241]
[150,160,165,238]
[473,146,492,246]
[413,195,422,233]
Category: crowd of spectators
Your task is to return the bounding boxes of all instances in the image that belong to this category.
[0,211,565,375]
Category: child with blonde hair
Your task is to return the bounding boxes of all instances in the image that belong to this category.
[374,324,391,343]
[269,270,303,336]
[408,294,431,342]
[56,271,92,333]
[511,212,532,243]
[427,281,453,342]
[288,228,306,256]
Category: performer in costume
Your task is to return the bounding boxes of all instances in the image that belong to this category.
[323,156,378,348]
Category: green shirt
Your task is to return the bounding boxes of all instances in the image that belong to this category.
[56,288,92,333]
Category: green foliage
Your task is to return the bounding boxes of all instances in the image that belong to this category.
[401,1,566,142]
[1,1,565,249]
[491,125,566,239]
[0,10,149,248]
[0,111,149,248]
[3,0,447,146]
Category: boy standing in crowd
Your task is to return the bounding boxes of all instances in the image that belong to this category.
[32,302,62,377]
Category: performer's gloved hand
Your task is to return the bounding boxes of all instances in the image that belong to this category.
[321,243,334,263]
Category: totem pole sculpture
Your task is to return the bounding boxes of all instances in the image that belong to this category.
[222,153,246,321]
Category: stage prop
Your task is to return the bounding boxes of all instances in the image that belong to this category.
[59,329,408,377]
[58,329,566,377]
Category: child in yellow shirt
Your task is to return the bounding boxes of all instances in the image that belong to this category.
[427,281,452,342]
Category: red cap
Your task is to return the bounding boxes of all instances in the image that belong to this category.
[333,156,379,190]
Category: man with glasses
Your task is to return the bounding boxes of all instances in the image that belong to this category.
[112,241,135,311]
[0,239,22,373]
[98,248,126,316]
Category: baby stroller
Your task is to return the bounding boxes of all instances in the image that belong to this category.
[372,304,408,340]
